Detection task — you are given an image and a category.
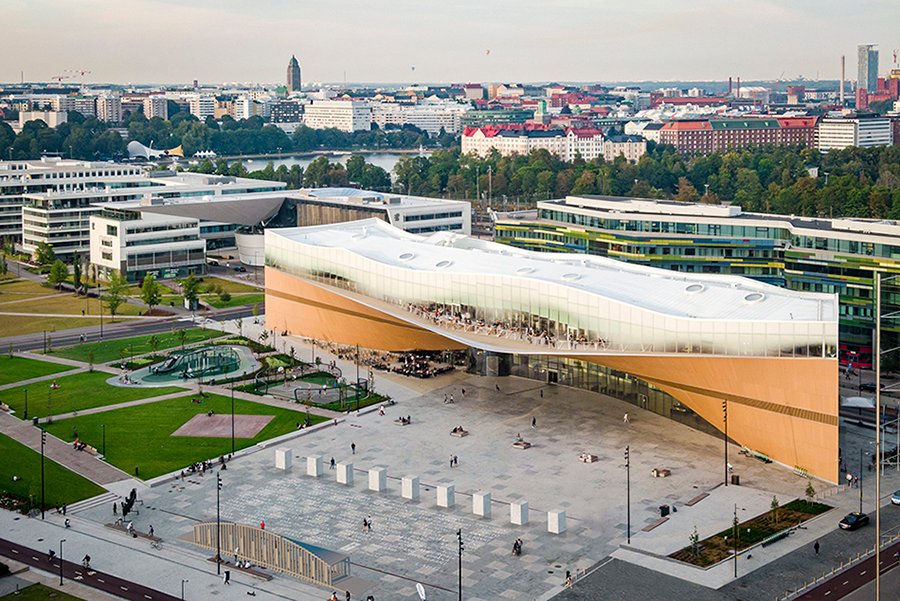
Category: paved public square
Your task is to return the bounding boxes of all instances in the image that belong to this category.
[63,323,843,601]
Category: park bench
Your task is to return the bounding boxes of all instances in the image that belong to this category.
[450,429,469,437]
[684,492,708,506]
[651,468,671,477]
[512,440,532,449]
[641,516,669,532]
[579,453,598,463]
[760,529,791,547]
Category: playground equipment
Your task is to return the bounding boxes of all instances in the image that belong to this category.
[150,346,241,380]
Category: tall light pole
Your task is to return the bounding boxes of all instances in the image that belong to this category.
[23,389,27,420]
[625,445,631,544]
[40,429,46,519]
[59,538,66,585]
[355,343,360,412]
[101,424,106,457]
[858,448,864,515]
[723,400,729,486]
[732,504,738,578]
[181,578,188,600]
[216,473,222,575]
[457,528,464,601]
[230,380,235,454]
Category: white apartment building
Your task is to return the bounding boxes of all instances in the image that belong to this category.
[97,96,123,123]
[816,115,892,151]
[18,110,68,129]
[303,100,371,132]
[602,135,648,163]
[143,96,169,120]
[53,96,97,118]
[370,101,468,135]
[90,203,206,282]
[462,127,604,161]
[0,159,142,240]
[189,94,216,120]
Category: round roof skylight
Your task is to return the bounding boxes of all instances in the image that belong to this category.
[744,292,765,303]
[436,260,453,268]
[685,283,705,294]
[516,267,536,274]
[562,273,581,281]
[399,252,415,261]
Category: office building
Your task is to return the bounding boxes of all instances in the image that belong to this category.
[265,218,839,482]
[816,114,893,150]
[857,44,879,96]
[287,55,302,94]
[303,100,371,132]
[494,194,900,368]
[189,94,216,120]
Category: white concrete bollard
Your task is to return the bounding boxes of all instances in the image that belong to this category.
[402,476,419,500]
[337,462,353,486]
[437,484,455,508]
[473,491,491,518]
[548,510,567,534]
[368,467,387,492]
[306,455,322,477]
[510,501,529,525]
[275,448,292,470]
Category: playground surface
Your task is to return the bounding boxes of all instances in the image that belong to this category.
[172,413,274,438]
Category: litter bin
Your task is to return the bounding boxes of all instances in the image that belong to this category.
[731,474,740,486]
[32,417,39,426]
[659,504,670,517]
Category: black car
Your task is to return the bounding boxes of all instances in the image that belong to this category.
[234,265,247,273]
[839,512,869,530]
[859,382,883,392]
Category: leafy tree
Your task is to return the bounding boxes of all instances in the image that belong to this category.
[148,334,161,355]
[770,495,780,527]
[72,253,82,291]
[180,273,201,307]
[104,271,129,321]
[805,479,816,503]
[0,252,7,276]
[177,328,188,350]
[48,260,68,289]
[140,274,162,313]
[689,525,700,556]
[674,177,700,203]
[34,241,56,267]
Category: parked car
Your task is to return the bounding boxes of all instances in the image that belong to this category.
[839,512,870,530]
[234,265,246,272]
[859,383,881,392]
[891,490,900,506]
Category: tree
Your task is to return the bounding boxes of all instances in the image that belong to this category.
[177,328,188,350]
[72,253,83,292]
[48,260,68,289]
[148,334,161,356]
[140,274,162,314]
[180,273,201,308]
[0,252,7,276]
[689,525,700,556]
[674,177,700,203]
[805,478,816,503]
[34,241,55,267]
[104,271,128,321]
[770,495,780,527]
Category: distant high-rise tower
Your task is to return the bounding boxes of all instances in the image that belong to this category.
[857,44,878,94]
[287,55,302,93]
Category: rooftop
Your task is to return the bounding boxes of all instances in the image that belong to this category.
[269,218,836,323]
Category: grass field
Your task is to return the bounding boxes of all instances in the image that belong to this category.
[200,276,261,293]
[0,371,188,420]
[0,293,144,317]
[0,355,76,387]
[205,293,265,309]
[0,583,87,600]
[44,394,325,479]
[0,434,106,512]
[0,315,124,339]
[50,327,225,364]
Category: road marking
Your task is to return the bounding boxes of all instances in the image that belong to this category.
[824,591,832,596]
[10,549,18,554]
[97,578,105,583]
[120,586,128,591]
[842,580,849,586]
[859,570,866,575]
[144,595,152,599]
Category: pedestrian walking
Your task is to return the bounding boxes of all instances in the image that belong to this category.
[367,515,372,531]
[449,394,454,403]
[814,540,820,555]
[495,384,501,392]
[351,442,356,455]
[531,416,536,429]
[62,504,67,515]
[330,457,336,470]
[453,455,458,467]
[450,454,454,468]
[82,554,91,569]
[346,591,352,601]
[113,502,117,515]
[149,525,154,537]
[540,389,543,398]
[623,413,629,424]
[461,388,465,396]
[223,570,231,584]
[846,472,852,487]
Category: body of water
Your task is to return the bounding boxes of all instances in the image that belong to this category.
[218,151,430,174]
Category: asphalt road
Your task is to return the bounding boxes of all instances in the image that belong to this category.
[0,537,181,601]
[797,539,900,600]
[0,306,255,354]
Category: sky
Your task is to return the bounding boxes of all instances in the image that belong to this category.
[2,0,899,86]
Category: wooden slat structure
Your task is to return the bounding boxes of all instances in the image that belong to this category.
[192,522,350,587]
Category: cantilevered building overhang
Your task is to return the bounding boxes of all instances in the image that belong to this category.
[265,219,840,482]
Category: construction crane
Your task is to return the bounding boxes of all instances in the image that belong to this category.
[893,49,899,68]
[50,74,72,83]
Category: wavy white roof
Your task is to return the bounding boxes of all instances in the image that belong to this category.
[268,218,837,324]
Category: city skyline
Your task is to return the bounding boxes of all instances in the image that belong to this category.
[2,0,899,86]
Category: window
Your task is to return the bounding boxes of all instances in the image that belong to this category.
[101,251,112,260]
[106,224,118,236]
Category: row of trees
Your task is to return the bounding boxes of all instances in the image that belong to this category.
[392,143,900,219]
[0,109,453,161]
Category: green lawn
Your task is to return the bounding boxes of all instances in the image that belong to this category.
[44,394,326,479]
[205,293,265,309]
[0,355,76,386]
[0,371,188,420]
[50,327,225,364]
[0,583,87,600]
[0,434,105,513]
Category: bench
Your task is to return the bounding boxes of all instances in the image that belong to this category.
[651,468,671,478]
[579,453,598,463]
[213,559,272,581]
[450,430,469,437]
[760,529,791,547]
[641,516,669,532]
[512,441,532,449]
[393,419,410,426]
[684,492,708,506]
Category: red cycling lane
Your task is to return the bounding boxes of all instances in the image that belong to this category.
[797,540,900,600]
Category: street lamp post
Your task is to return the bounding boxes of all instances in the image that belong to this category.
[102,424,106,456]
[230,380,235,454]
[181,578,188,600]
[216,473,222,575]
[40,429,47,519]
[355,343,360,412]
[723,400,729,486]
[59,538,66,585]
[625,445,631,544]
[457,529,464,601]
[732,504,738,578]
[23,389,28,420]
[858,448,864,515]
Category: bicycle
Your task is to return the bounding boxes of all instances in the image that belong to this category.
[150,540,162,550]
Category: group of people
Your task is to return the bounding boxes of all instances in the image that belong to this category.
[72,439,89,452]
[451,425,466,434]
[362,516,373,532]
[511,537,524,556]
